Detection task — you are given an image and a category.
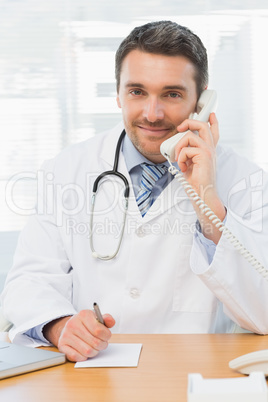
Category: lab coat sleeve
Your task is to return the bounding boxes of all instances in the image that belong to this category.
[190,206,268,335]
[1,158,77,346]
[189,145,268,334]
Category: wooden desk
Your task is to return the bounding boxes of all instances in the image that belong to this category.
[0,334,267,402]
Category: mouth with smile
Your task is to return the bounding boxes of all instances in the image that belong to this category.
[136,124,174,137]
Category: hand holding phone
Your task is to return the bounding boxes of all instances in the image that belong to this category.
[160,90,217,162]
[158,89,267,278]
[160,89,225,244]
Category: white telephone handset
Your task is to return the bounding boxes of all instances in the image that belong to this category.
[160,89,217,162]
[160,89,268,280]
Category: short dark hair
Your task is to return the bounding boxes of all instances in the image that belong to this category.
[115,20,208,98]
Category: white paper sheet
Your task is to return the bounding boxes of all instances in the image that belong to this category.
[74,343,142,368]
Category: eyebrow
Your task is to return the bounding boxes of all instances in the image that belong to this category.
[124,82,187,92]
[125,82,146,88]
[163,85,187,91]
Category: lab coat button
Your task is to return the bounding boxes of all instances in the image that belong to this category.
[130,288,140,299]
[136,225,146,237]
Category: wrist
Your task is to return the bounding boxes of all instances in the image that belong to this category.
[195,197,226,244]
[43,316,72,347]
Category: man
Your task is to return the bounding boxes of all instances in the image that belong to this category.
[1,21,268,362]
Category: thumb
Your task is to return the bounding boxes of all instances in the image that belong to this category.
[103,314,116,328]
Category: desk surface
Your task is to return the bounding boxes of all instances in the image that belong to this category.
[0,333,267,402]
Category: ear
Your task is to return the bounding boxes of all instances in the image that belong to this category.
[116,94,122,109]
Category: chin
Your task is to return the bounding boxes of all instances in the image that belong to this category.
[141,148,166,163]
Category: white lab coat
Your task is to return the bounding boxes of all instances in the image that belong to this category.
[2,122,268,345]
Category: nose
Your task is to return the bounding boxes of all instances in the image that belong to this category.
[143,96,164,122]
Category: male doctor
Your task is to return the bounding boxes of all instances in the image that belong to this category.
[2,21,268,362]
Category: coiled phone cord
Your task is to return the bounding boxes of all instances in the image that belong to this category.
[167,160,268,280]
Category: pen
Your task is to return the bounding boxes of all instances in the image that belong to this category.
[93,302,106,326]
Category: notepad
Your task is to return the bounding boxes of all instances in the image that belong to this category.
[0,341,66,380]
[75,343,142,368]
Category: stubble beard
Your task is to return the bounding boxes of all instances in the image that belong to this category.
[126,119,177,162]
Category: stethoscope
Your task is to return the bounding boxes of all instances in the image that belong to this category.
[89,129,129,260]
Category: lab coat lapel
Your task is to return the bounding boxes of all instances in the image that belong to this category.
[141,177,193,222]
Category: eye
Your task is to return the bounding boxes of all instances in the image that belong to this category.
[167,92,181,98]
[130,89,143,96]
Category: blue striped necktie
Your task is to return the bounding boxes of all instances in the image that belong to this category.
[136,163,167,217]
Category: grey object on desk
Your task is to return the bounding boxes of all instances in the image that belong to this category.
[0,341,66,380]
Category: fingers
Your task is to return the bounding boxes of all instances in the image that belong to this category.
[209,112,219,146]
[59,334,106,362]
[57,309,116,362]
[81,309,110,340]
[174,113,219,164]
[174,130,208,163]
[176,112,219,146]
[178,146,208,173]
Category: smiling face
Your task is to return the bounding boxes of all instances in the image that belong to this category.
[116,49,198,163]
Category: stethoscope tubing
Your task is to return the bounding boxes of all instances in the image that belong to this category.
[89,130,129,260]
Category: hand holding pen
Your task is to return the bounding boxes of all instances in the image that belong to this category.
[43,304,115,362]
